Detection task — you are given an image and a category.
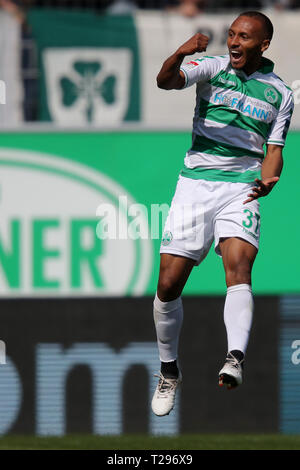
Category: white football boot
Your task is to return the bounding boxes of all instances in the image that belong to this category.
[219,352,244,390]
[151,370,182,416]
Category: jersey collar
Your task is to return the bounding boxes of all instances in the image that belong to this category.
[229,56,274,80]
[257,57,274,74]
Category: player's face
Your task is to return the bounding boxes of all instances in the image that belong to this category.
[227,16,270,75]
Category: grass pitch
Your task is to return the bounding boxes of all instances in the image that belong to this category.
[0,434,299,450]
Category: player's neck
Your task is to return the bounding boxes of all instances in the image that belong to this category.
[242,57,263,77]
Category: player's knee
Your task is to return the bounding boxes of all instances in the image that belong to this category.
[225,263,252,287]
[157,276,182,302]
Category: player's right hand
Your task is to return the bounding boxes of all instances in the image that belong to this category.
[177,33,209,56]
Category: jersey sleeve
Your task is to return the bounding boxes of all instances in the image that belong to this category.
[266,90,294,146]
[180,56,223,89]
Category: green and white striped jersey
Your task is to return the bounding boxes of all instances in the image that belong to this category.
[180,55,294,183]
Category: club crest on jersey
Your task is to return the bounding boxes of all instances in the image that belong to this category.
[264,87,278,104]
[162,231,173,246]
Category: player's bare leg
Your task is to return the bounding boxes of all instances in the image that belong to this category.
[157,253,196,301]
[152,254,195,416]
[218,237,257,389]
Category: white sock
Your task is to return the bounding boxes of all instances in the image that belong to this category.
[224,284,254,354]
[153,293,183,363]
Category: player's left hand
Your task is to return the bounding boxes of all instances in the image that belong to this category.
[243,177,279,204]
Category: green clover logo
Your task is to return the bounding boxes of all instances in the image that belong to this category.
[162,231,173,246]
[264,87,278,104]
[60,61,116,122]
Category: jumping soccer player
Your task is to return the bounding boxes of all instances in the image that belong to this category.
[151,11,294,416]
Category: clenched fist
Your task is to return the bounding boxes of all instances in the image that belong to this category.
[177,33,209,57]
[156,32,209,89]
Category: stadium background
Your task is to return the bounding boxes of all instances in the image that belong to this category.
[0,0,300,448]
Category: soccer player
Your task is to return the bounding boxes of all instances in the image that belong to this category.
[151,11,294,416]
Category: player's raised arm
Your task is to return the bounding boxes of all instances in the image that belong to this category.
[156,33,209,90]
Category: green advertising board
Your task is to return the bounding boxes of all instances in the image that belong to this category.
[0,130,299,297]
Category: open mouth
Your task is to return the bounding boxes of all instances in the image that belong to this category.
[230,50,243,64]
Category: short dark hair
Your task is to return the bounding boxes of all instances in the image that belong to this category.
[238,11,274,41]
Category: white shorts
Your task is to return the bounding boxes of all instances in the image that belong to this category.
[160,175,260,265]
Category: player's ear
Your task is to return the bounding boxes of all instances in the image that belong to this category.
[261,39,270,53]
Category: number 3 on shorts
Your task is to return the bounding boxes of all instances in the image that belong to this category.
[242,209,260,234]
